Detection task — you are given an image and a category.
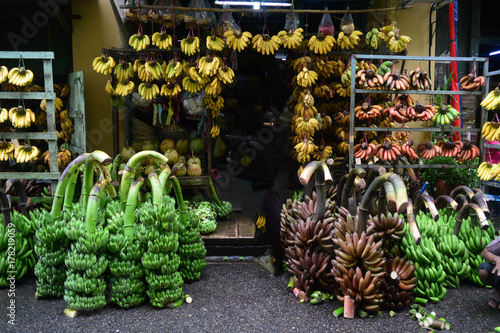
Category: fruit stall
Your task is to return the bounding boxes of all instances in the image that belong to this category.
[2,0,500,330]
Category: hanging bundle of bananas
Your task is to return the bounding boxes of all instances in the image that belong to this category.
[296,67,318,88]
[138,82,160,100]
[252,33,281,55]
[431,104,459,126]
[206,34,225,51]
[365,28,382,50]
[210,124,220,138]
[205,78,222,97]
[354,102,383,121]
[294,116,320,137]
[136,63,153,83]
[61,117,74,135]
[152,30,173,50]
[337,22,363,50]
[480,87,500,110]
[114,61,135,81]
[205,95,224,118]
[163,60,182,80]
[40,148,72,168]
[40,97,64,112]
[180,35,200,56]
[145,59,164,80]
[217,64,235,85]
[353,141,377,161]
[409,67,432,90]
[129,30,151,51]
[198,55,222,77]
[313,142,333,160]
[355,68,385,89]
[224,29,252,52]
[0,65,8,84]
[8,66,34,86]
[333,82,350,98]
[0,142,15,161]
[294,136,318,164]
[182,76,204,94]
[308,32,336,54]
[313,57,335,79]
[384,28,411,53]
[460,73,485,91]
[277,27,304,49]
[211,201,233,220]
[9,106,35,128]
[92,55,116,75]
[115,79,135,97]
[193,202,218,234]
[384,70,410,90]
[15,144,39,163]
[280,191,337,296]
[291,56,311,72]
[160,81,182,98]
[482,119,500,141]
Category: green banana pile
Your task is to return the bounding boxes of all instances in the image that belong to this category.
[211,200,233,219]
[139,198,183,308]
[34,209,69,298]
[178,209,207,282]
[194,201,217,234]
[0,210,36,287]
[376,61,393,76]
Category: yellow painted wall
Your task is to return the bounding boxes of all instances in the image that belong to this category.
[72,0,121,154]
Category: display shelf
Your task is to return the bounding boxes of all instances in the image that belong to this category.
[349,54,488,172]
[484,143,500,149]
[177,176,210,189]
[481,181,500,189]
[0,51,59,191]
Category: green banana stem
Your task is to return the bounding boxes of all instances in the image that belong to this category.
[358,172,393,234]
[111,154,123,183]
[51,153,90,220]
[159,165,172,189]
[313,166,327,222]
[453,203,489,236]
[365,167,386,189]
[406,198,421,245]
[81,158,96,212]
[0,189,11,227]
[63,171,79,212]
[91,150,113,166]
[86,180,109,234]
[434,195,458,211]
[471,193,491,218]
[341,167,366,209]
[208,177,222,207]
[5,178,28,217]
[148,172,163,207]
[299,161,322,186]
[169,175,187,226]
[396,156,417,182]
[449,185,475,200]
[124,178,144,239]
[95,161,117,199]
[120,151,168,210]
[382,181,397,213]
[413,192,439,221]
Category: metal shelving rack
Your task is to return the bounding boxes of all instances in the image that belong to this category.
[349,54,488,171]
[0,51,59,190]
[479,66,500,190]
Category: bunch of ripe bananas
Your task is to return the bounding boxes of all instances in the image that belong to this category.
[114,61,135,81]
[296,67,318,87]
[417,141,442,160]
[0,142,15,161]
[9,106,35,128]
[15,144,39,163]
[337,23,363,50]
[152,31,173,50]
[92,56,116,75]
[255,214,266,230]
[180,36,200,56]
[365,28,382,50]
[337,141,350,155]
[206,34,225,51]
[481,120,500,142]
[354,102,383,121]
[224,29,253,52]
[145,60,164,80]
[160,81,182,98]
[182,76,203,94]
[480,87,500,110]
[40,97,64,112]
[353,142,377,161]
[129,33,151,51]
[138,82,160,100]
[409,67,432,90]
[460,74,485,91]
[355,68,385,89]
[313,143,333,160]
[458,139,480,161]
[308,32,336,54]
[40,148,72,168]
[115,79,135,97]
[294,138,318,164]
[0,108,8,123]
[163,60,183,80]
[382,27,411,53]
[478,162,500,181]
[401,140,419,160]
[291,56,311,72]
[384,70,410,90]
[210,124,220,138]
[436,140,462,158]
[198,55,221,77]
[375,140,402,162]
[313,57,336,79]
[205,78,222,97]
[217,64,235,85]
[406,103,436,121]
[293,116,319,137]
[252,34,281,55]
[8,67,34,86]
[0,66,8,84]
[277,27,304,49]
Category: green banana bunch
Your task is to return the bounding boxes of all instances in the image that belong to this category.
[178,242,207,258]
[107,231,129,253]
[109,275,146,308]
[147,233,179,253]
[145,270,183,290]
[64,270,107,294]
[437,233,470,288]
[65,249,97,271]
[376,61,393,76]
[195,202,218,234]
[142,251,176,270]
[211,201,233,219]
[432,104,460,126]
[63,290,106,312]
[365,28,382,50]
[65,217,86,241]
[109,258,143,277]
[147,286,183,308]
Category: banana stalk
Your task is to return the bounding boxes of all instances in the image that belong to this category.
[453,203,489,236]
[382,181,397,212]
[170,176,187,226]
[120,151,168,209]
[434,195,458,211]
[336,173,348,205]
[51,153,90,220]
[208,177,223,207]
[159,167,172,195]
[365,166,386,189]
[449,186,475,200]
[95,162,116,199]
[80,158,96,212]
[124,178,144,239]
[148,172,163,207]
[454,193,469,211]
[0,188,11,226]
[396,156,417,182]
[86,180,109,234]
[340,167,366,209]
[471,193,490,218]
[406,198,421,244]
[5,178,28,217]
[299,161,332,221]
[413,192,439,221]
[63,171,79,211]
[111,154,124,183]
